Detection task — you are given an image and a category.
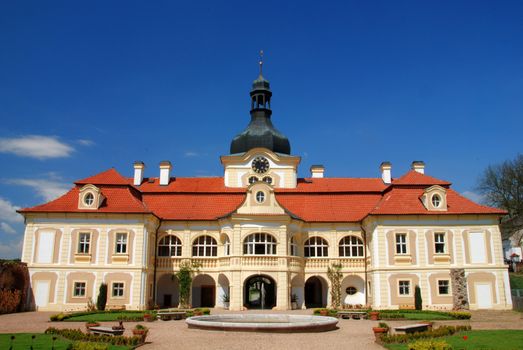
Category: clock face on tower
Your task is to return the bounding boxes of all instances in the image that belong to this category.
[251,156,270,174]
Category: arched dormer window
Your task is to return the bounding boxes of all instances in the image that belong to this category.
[78,184,104,210]
[421,185,448,211]
[192,236,217,257]
[304,237,328,257]
[243,233,277,255]
[158,235,182,257]
[339,236,364,257]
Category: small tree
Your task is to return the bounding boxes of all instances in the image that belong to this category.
[96,283,107,311]
[414,285,422,310]
[327,263,343,309]
[175,260,200,309]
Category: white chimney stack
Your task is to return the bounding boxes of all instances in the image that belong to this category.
[133,161,145,186]
[310,165,325,178]
[159,161,172,186]
[411,161,425,174]
[380,161,392,184]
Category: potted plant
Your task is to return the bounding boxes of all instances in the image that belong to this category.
[221,292,230,310]
[372,322,389,341]
[85,321,100,332]
[319,308,329,316]
[368,311,380,321]
[132,324,149,343]
[143,313,154,322]
[193,308,203,316]
[290,294,298,310]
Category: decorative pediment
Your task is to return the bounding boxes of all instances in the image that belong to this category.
[235,182,286,215]
[421,185,447,211]
[78,184,105,210]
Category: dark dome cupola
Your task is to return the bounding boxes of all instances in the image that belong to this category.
[230,53,291,155]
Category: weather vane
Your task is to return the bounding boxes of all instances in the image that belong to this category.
[259,50,264,75]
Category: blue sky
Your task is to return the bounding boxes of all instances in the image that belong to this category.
[0,1,522,258]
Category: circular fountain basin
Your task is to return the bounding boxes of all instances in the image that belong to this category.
[186,314,338,332]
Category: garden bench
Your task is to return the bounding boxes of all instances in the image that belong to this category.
[89,326,125,336]
[336,311,368,320]
[157,310,186,321]
[394,323,430,334]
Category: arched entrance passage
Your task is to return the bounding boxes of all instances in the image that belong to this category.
[157,274,179,308]
[305,276,327,308]
[341,275,365,306]
[244,275,276,309]
[192,274,215,308]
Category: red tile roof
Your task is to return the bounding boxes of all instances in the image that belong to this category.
[19,168,506,220]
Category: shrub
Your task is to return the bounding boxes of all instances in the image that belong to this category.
[96,283,107,311]
[116,314,144,321]
[378,322,389,329]
[72,342,108,350]
[415,285,422,311]
[45,327,141,346]
[381,325,471,344]
[379,312,406,319]
[447,311,471,319]
[312,308,337,317]
[0,289,21,314]
[408,339,452,350]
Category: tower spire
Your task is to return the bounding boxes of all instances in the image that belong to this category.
[258,50,264,78]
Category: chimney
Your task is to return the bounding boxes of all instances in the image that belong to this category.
[380,161,392,184]
[310,165,325,178]
[411,161,425,174]
[159,161,172,186]
[133,161,145,186]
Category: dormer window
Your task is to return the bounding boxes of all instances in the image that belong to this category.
[421,185,447,211]
[78,184,104,210]
[255,191,265,203]
[83,193,95,206]
[262,176,272,185]
[249,176,258,184]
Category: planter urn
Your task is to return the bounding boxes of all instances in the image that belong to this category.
[369,311,380,321]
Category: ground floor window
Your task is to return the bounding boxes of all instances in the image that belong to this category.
[438,280,450,295]
[73,282,86,297]
[112,282,124,297]
[398,280,410,296]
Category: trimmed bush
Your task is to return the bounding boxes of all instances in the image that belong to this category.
[45,327,141,346]
[96,283,107,311]
[381,325,471,344]
[415,285,422,311]
[408,339,452,350]
[447,311,471,319]
[72,342,108,350]
[0,289,21,314]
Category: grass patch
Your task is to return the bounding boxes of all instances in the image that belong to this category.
[379,311,455,321]
[65,312,147,322]
[510,273,523,290]
[384,330,523,350]
[0,333,131,350]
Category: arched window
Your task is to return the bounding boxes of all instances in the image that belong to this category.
[243,233,276,255]
[304,237,328,257]
[224,236,231,256]
[192,236,217,257]
[158,235,182,257]
[339,236,364,257]
[290,237,298,256]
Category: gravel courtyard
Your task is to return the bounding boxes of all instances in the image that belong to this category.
[1,309,521,349]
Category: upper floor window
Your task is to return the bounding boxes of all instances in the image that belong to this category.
[73,282,86,297]
[158,235,182,257]
[115,233,128,254]
[224,236,231,256]
[434,233,446,254]
[192,235,217,257]
[398,280,410,296]
[304,237,328,257]
[112,282,124,298]
[395,233,407,255]
[290,237,298,256]
[244,233,276,255]
[339,236,364,257]
[78,233,91,254]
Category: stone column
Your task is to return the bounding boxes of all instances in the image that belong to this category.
[450,268,469,310]
[276,269,289,310]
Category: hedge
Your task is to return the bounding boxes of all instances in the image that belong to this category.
[381,325,472,344]
[45,327,141,346]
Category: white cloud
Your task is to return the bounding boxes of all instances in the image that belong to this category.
[77,139,94,146]
[7,179,70,202]
[0,222,17,235]
[0,197,23,223]
[0,239,23,259]
[462,191,484,204]
[0,135,74,159]
[184,151,200,157]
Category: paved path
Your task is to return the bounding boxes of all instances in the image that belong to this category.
[1,309,521,349]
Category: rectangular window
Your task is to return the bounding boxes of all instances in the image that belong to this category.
[396,233,407,254]
[434,233,446,254]
[115,233,128,254]
[77,233,91,254]
[398,280,410,296]
[73,282,86,297]
[438,280,450,295]
[112,282,124,298]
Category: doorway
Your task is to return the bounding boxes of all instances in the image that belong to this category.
[305,276,326,308]
[244,275,276,309]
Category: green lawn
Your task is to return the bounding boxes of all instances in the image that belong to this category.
[65,312,147,322]
[384,330,523,350]
[510,273,523,290]
[380,312,454,320]
[0,333,132,350]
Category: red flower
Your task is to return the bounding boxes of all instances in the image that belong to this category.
[463,335,468,340]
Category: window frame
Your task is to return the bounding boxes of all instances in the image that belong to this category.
[73,281,87,298]
[243,233,277,255]
[192,235,218,257]
[158,235,182,257]
[77,232,91,254]
[431,193,442,208]
[83,192,95,206]
[398,280,411,296]
[338,235,364,257]
[223,236,231,256]
[290,237,299,256]
[304,236,329,258]
[434,232,446,254]
[395,233,408,255]
[115,232,128,254]
[437,279,451,296]
[255,191,266,203]
[111,282,125,298]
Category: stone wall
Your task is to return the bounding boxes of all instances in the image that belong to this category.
[450,268,469,310]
